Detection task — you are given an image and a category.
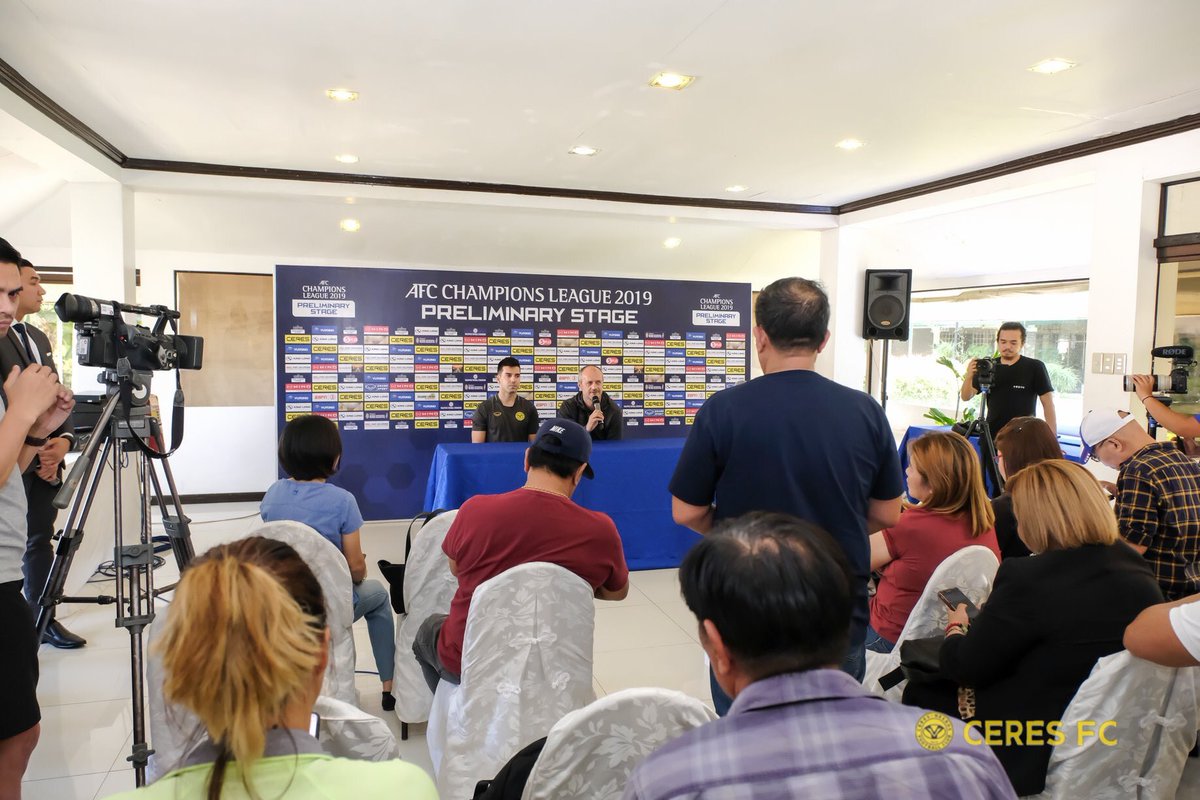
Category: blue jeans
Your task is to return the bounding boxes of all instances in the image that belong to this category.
[353,579,395,683]
[709,637,867,716]
[864,623,895,654]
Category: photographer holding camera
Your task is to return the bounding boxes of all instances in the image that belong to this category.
[1130,374,1200,440]
[960,322,1057,437]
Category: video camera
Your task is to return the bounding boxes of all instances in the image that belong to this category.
[975,356,997,391]
[1122,345,1194,395]
[56,294,204,373]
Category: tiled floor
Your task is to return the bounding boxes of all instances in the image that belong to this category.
[20,502,709,799]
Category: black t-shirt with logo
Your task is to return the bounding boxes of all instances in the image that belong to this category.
[471,395,541,442]
[972,356,1054,434]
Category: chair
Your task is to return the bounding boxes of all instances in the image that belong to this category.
[314,694,402,762]
[1028,651,1200,800]
[146,521,358,780]
[427,562,597,800]
[862,545,999,701]
[391,509,459,739]
[521,688,716,800]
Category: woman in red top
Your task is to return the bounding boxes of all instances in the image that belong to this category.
[866,431,998,653]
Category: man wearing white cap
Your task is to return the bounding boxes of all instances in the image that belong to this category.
[1080,409,1200,600]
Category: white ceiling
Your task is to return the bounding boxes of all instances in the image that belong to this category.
[2,0,1198,207]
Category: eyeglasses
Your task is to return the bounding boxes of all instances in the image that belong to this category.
[1086,438,1112,463]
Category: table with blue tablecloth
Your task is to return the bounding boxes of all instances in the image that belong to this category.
[897,424,1085,497]
[424,439,699,570]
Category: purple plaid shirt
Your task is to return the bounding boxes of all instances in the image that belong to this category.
[623,669,1016,800]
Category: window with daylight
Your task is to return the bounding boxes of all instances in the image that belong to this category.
[887,281,1089,432]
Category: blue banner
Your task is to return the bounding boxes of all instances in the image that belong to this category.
[275,265,751,519]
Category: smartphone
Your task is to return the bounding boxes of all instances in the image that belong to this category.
[308,712,321,738]
[937,588,979,620]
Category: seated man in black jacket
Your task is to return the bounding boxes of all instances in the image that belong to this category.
[556,365,622,440]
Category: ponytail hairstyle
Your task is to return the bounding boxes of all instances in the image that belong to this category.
[157,537,327,800]
[906,431,995,538]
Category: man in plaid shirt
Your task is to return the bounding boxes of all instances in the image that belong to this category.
[1081,409,1200,600]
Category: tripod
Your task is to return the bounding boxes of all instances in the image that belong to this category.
[34,369,194,787]
[957,387,1004,498]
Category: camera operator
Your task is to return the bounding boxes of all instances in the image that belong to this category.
[960,322,1057,437]
[1130,375,1200,440]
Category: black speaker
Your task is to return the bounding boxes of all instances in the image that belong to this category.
[862,269,912,340]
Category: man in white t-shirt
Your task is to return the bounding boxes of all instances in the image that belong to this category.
[1123,593,1200,666]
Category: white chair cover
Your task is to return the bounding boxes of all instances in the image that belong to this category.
[146,521,358,781]
[427,562,597,800]
[1029,651,1200,800]
[863,545,999,701]
[314,694,402,762]
[392,510,459,725]
[521,688,716,800]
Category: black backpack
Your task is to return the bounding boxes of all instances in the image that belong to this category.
[376,509,447,615]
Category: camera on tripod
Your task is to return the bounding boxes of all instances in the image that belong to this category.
[56,293,204,372]
[1122,345,1195,394]
[974,356,997,390]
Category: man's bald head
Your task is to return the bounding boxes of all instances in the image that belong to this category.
[579,364,604,402]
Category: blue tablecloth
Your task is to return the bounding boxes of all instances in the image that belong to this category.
[424,440,699,570]
[897,424,1085,496]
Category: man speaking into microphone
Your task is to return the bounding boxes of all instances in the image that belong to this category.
[557,364,623,440]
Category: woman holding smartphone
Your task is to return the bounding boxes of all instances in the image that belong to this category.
[939,461,1163,796]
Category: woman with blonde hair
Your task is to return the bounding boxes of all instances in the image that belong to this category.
[991,416,1065,559]
[108,537,436,800]
[939,460,1163,795]
[866,431,998,653]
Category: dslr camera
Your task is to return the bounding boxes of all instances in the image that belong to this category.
[1122,345,1194,395]
[56,294,204,373]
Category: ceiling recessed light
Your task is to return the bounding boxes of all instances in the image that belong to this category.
[649,72,696,90]
[1028,58,1077,75]
[325,88,359,102]
[334,154,359,164]
[725,185,748,193]
[568,145,599,156]
[835,138,865,151]
[663,237,682,249]
[339,218,361,233]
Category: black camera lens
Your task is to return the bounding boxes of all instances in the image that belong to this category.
[55,293,107,323]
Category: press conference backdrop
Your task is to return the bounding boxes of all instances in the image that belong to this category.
[275,265,751,519]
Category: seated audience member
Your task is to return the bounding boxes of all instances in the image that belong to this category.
[108,537,436,800]
[939,461,1164,796]
[259,415,396,711]
[1124,593,1200,667]
[1080,409,1200,599]
[413,418,629,692]
[867,431,998,653]
[624,512,1014,800]
[991,417,1065,559]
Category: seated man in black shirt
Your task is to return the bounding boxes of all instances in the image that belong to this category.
[470,356,539,443]
[556,364,623,440]
[960,321,1056,436]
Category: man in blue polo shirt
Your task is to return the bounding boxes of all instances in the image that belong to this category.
[669,276,903,714]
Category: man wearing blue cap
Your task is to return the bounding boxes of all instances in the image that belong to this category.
[412,418,630,691]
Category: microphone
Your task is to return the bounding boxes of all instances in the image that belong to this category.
[591,394,600,409]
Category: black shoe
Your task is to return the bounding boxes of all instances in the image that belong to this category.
[42,620,86,649]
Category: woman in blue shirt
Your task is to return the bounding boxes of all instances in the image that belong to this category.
[261,415,396,710]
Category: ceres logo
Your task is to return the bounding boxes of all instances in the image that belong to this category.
[915,712,953,751]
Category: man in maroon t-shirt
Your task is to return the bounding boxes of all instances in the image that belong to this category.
[413,418,630,690]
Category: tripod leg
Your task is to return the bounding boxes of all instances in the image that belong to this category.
[35,435,116,639]
[142,446,194,570]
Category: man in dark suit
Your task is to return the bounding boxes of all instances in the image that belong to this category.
[0,259,83,649]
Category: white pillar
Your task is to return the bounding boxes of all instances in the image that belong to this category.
[1080,158,1161,423]
[68,182,136,391]
[817,226,870,392]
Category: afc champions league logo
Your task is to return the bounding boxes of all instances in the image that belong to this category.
[915,711,954,751]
